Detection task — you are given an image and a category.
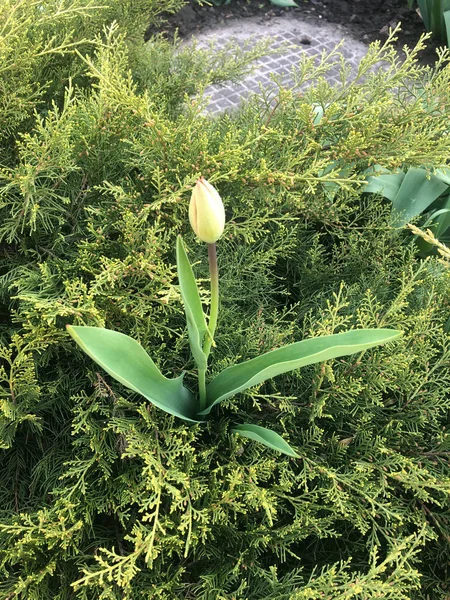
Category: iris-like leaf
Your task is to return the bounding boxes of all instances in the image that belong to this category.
[67,326,199,422]
[200,329,402,415]
[176,236,208,370]
[232,423,300,458]
[412,0,450,38]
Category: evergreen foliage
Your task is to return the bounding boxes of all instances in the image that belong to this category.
[0,3,449,598]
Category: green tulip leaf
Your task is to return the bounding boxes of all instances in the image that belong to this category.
[365,167,450,229]
[434,168,450,186]
[201,329,402,415]
[414,197,450,254]
[176,236,208,371]
[365,171,405,202]
[390,168,448,228]
[232,423,300,458]
[67,326,199,422]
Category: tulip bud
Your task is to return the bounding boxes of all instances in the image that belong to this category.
[189,177,225,244]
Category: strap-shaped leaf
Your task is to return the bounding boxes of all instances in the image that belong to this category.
[444,9,450,47]
[200,329,402,415]
[417,0,430,29]
[232,423,300,458]
[176,236,208,371]
[365,171,405,201]
[434,168,450,186]
[390,168,448,228]
[415,197,450,254]
[67,326,199,422]
[365,168,450,228]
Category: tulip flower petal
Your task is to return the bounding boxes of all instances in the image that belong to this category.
[189,177,225,243]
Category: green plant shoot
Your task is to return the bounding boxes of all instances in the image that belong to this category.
[67,178,402,457]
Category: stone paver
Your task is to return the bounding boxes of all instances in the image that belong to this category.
[187,16,370,113]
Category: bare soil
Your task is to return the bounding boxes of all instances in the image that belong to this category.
[151,0,441,65]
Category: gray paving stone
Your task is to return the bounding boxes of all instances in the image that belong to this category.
[186,15,371,114]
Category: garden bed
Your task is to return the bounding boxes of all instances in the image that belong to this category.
[156,0,440,64]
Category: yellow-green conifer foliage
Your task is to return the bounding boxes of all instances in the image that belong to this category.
[0,3,449,598]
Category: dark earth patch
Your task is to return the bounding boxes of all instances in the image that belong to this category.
[150,0,442,66]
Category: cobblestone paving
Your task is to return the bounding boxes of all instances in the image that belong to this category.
[189,17,369,113]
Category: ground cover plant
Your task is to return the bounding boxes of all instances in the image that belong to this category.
[0,2,450,598]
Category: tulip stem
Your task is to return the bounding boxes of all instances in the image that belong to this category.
[198,243,219,411]
[198,368,207,410]
[203,242,219,360]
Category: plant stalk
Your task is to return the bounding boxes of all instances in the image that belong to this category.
[203,242,219,360]
[198,243,219,411]
[198,368,207,410]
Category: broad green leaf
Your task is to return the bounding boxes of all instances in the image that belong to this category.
[232,423,300,458]
[270,0,298,6]
[425,200,450,239]
[417,0,430,29]
[200,329,402,415]
[444,9,450,46]
[365,167,450,236]
[67,326,199,422]
[365,171,405,202]
[415,197,450,254]
[435,167,450,186]
[391,168,448,228]
[431,1,441,34]
[176,236,208,371]
[431,0,450,36]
